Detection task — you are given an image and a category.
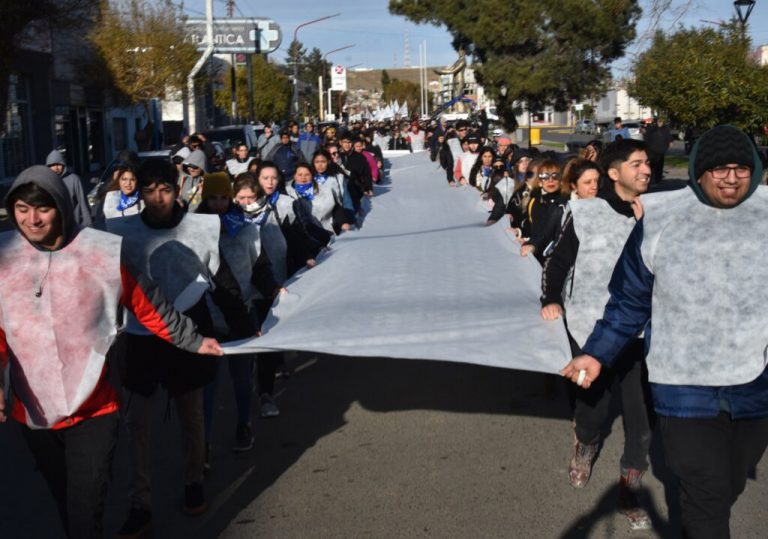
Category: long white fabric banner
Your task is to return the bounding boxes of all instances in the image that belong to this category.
[224,152,572,374]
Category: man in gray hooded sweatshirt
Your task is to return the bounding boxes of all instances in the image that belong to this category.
[179,148,208,212]
[45,149,92,227]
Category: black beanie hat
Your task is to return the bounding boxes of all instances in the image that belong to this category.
[512,148,531,165]
[692,125,755,180]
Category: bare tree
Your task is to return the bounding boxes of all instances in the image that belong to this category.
[89,0,198,116]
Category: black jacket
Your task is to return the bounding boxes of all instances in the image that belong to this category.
[339,150,373,199]
[525,189,568,263]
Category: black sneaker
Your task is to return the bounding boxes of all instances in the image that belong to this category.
[232,423,254,452]
[184,482,207,516]
[259,393,280,418]
[117,505,152,538]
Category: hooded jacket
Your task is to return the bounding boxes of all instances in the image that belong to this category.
[298,131,321,162]
[180,149,208,211]
[0,166,203,429]
[45,149,92,228]
[582,127,768,418]
[256,132,279,160]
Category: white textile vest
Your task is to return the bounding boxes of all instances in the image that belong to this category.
[226,159,250,177]
[496,177,516,206]
[567,198,637,347]
[102,190,142,220]
[640,187,768,385]
[107,213,220,334]
[0,229,122,428]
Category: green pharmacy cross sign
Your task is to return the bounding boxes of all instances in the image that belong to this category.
[185,18,282,54]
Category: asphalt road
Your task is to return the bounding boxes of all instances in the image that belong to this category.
[2,353,767,538]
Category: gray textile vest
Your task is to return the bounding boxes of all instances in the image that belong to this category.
[567,198,637,346]
[254,193,296,285]
[287,182,341,233]
[640,187,768,385]
[107,213,220,334]
[219,222,262,303]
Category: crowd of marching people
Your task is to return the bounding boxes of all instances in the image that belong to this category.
[1,117,410,538]
[1,109,767,539]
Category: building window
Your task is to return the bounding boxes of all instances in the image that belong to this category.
[87,109,104,171]
[1,74,33,180]
[113,117,128,153]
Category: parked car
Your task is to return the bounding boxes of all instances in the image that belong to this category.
[202,125,260,155]
[602,120,644,142]
[575,119,596,135]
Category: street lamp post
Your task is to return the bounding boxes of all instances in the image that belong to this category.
[734,0,756,31]
[292,14,341,118]
[322,45,355,120]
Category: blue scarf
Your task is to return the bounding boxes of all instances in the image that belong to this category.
[116,191,140,212]
[253,192,280,226]
[482,166,492,177]
[220,207,247,238]
[314,174,328,185]
[294,182,315,201]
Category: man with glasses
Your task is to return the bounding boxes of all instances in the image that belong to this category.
[563,125,768,538]
[225,142,251,178]
[542,138,652,530]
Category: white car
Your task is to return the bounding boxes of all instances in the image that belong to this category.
[575,120,596,135]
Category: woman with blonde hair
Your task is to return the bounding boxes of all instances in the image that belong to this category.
[519,158,569,263]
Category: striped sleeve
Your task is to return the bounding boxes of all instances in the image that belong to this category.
[119,264,204,353]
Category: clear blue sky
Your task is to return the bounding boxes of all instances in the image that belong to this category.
[180,0,766,72]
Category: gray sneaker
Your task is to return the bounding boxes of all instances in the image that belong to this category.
[260,393,280,418]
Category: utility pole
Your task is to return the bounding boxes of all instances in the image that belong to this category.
[185,0,214,134]
[227,0,237,124]
[292,14,341,118]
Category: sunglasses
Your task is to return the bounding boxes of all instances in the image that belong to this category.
[538,172,561,181]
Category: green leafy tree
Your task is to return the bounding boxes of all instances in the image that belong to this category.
[215,55,291,123]
[90,0,198,116]
[301,47,330,117]
[382,78,432,115]
[629,24,768,133]
[381,69,391,89]
[390,0,640,129]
